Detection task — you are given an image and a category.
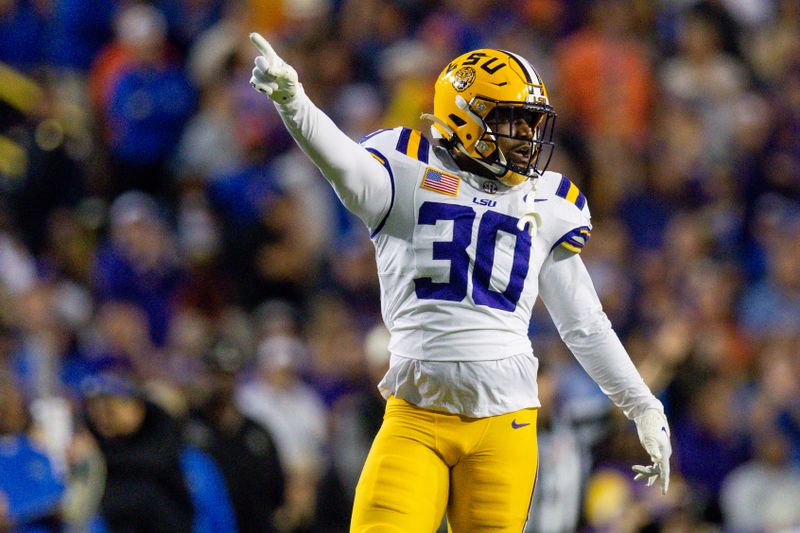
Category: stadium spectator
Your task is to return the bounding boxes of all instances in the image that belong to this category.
[0,374,66,533]
[0,1,50,71]
[47,0,118,72]
[184,338,286,533]
[236,335,326,532]
[92,191,184,348]
[314,324,390,531]
[554,0,653,148]
[82,369,195,533]
[524,360,585,533]
[720,430,800,533]
[98,3,196,197]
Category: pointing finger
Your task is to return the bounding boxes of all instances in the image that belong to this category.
[249,32,278,61]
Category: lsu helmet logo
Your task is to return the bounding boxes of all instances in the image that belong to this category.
[452,66,476,92]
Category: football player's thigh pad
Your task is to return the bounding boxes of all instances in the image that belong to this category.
[447,408,539,532]
[351,398,450,532]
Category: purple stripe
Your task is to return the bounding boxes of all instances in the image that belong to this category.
[368,148,395,238]
[417,134,430,163]
[395,128,411,155]
[550,225,591,252]
[555,176,571,199]
[575,192,586,210]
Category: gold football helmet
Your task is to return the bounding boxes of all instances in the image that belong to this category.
[425,49,556,187]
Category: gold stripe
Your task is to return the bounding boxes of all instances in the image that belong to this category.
[0,135,28,178]
[369,152,385,165]
[560,241,582,253]
[0,62,43,113]
[406,130,421,160]
[566,182,580,204]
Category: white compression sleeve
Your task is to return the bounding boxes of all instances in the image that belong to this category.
[538,248,663,420]
[274,89,392,230]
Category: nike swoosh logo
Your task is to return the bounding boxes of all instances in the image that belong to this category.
[511,419,530,429]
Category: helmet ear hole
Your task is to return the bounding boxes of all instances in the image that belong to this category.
[466,133,472,140]
[449,114,466,127]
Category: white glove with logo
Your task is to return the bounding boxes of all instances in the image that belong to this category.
[632,408,672,494]
[249,32,299,103]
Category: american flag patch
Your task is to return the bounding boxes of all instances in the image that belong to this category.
[421,168,460,196]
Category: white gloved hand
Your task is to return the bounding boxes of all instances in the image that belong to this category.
[249,32,299,103]
[632,408,672,494]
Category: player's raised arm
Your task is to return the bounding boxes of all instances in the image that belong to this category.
[248,32,391,230]
[538,248,672,495]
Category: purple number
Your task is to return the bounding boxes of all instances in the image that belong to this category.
[414,202,475,301]
[414,202,530,311]
[472,210,531,311]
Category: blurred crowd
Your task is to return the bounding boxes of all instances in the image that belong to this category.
[0,0,799,532]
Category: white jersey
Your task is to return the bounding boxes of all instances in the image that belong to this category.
[361,127,591,363]
[274,90,662,418]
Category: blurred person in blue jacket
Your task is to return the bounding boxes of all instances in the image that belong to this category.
[0,374,66,533]
[101,2,196,197]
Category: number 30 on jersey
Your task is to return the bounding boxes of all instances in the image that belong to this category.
[414,201,531,312]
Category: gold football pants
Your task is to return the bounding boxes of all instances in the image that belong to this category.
[351,396,539,532]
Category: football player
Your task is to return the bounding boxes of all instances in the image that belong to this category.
[249,33,671,532]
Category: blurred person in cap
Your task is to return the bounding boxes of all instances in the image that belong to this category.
[247,32,671,531]
[93,190,184,348]
[184,338,285,533]
[82,367,195,533]
[236,334,326,532]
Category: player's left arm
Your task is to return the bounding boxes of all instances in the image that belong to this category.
[538,247,672,494]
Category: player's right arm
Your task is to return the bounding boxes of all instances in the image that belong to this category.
[249,32,391,230]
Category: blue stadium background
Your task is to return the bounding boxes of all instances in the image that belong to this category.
[1,0,799,531]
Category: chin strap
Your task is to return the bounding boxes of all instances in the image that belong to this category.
[517,177,542,239]
[420,113,453,139]
[421,114,508,179]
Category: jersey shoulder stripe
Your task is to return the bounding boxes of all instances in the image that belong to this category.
[536,172,592,254]
[554,175,586,210]
[360,126,430,164]
[551,225,591,253]
[395,127,430,163]
[366,147,395,238]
